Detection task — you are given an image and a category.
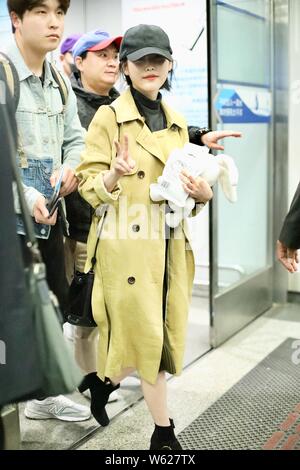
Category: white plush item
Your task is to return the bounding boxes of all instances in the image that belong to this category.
[150,143,239,228]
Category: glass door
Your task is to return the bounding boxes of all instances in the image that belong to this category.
[208,0,274,346]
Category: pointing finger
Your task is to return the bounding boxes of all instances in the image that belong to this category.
[211,143,224,151]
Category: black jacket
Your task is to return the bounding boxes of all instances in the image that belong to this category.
[279,183,300,249]
[65,74,119,243]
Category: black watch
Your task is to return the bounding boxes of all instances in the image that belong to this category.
[195,127,211,146]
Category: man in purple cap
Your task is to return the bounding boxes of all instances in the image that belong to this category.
[64,29,123,414]
[60,33,82,77]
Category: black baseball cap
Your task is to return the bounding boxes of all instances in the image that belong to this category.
[119,24,173,62]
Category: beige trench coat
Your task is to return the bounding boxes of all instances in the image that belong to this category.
[76,88,195,384]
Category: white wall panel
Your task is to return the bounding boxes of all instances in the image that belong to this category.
[85,0,122,35]
[64,0,86,36]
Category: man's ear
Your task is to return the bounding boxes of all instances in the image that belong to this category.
[10,11,21,31]
[75,56,83,72]
[168,61,173,72]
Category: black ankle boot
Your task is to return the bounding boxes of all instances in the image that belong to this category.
[150,420,182,450]
[78,372,120,426]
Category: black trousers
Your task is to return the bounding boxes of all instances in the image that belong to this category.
[0,411,4,450]
[20,220,69,317]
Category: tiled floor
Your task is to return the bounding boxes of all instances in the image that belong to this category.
[76,303,300,450]
[20,300,300,450]
[19,294,210,450]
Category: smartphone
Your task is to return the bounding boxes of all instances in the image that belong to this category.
[46,167,64,217]
[48,197,62,217]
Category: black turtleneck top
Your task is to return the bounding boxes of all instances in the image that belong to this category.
[131,86,167,132]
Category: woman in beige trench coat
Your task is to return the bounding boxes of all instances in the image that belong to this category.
[76,24,213,449]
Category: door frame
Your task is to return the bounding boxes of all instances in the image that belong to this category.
[206,0,288,347]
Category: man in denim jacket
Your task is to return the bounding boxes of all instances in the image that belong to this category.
[6,0,90,422]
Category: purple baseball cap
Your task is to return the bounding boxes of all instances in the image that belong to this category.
[60,34,82,55]
[72,29,122,58]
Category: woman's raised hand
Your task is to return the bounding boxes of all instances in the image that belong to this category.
[103,134,136,193]
[113,135,136,177]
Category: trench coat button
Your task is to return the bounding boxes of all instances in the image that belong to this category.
[132,224,140,233]
[128,277,136,285]
[137,171,145,179]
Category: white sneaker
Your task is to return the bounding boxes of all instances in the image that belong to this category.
[81,388,120,403]
[63,323,76,342]
[108,390,120,403]
[24,395,91,422]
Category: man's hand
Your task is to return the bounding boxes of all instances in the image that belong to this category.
[33,195,57,225]
[50,165,78,197]
[201,130,242,150]
[276,240,298,273]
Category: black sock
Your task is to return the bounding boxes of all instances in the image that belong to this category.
[153,423,175,441]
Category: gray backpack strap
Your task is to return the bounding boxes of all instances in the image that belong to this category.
[50,63,69,107]
[0,52,20,111]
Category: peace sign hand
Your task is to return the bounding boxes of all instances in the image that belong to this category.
[103,134,136,193]
[113,135,136,177]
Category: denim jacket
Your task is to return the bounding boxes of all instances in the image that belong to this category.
[7,40,85,239]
